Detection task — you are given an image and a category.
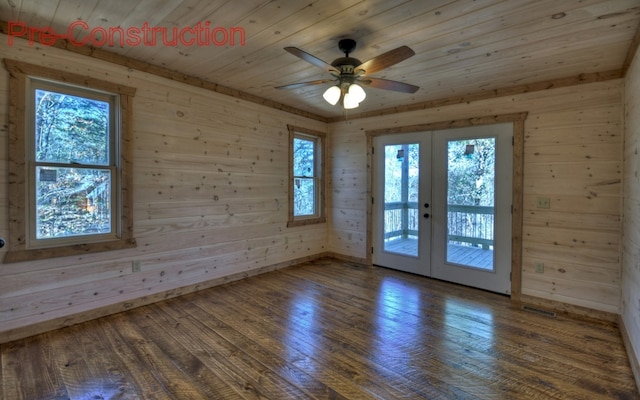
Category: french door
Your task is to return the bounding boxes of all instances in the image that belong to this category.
[372,123,513,294]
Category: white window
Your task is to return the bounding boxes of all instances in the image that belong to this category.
[30,80,117,246]
[288,125,326,227]
[4,60,136,263]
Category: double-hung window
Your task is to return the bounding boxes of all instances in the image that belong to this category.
[31,80,116,245]
[287,125,326,227]
[3,60,136,263]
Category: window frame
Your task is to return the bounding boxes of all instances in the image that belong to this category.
[3,59,137,263]
[287,125,326,227]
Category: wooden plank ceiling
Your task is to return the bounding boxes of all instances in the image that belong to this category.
[1,0,639,119]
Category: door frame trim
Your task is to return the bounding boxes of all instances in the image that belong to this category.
[365,112,528,300]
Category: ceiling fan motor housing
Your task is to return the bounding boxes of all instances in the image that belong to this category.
[331,57,362,74]
[333,39,362,75]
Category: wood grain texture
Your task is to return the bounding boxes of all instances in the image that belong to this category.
[364,113,527,299]
[0,35,329,343]
[329,70,623,123]
[1,258,637,399]
[2,59,138,263]
[0,19,329,123]
[329,80,623,316]
[0,0,637,118]
[621,33,640,393]
[0,0,634,368]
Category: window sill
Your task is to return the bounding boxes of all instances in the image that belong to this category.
[287,217,327,228]
[3,238,137,263]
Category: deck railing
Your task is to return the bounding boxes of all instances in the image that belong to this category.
[383,201,419,240]
[447,204,494,249]
[383,202,494,248]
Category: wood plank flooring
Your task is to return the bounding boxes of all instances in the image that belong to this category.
[1,258,638,399]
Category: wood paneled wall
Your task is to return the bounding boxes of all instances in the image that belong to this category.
[0,35,328,343]
[622,41,640,385]
[329,80,623,315]
[0,30,627,343]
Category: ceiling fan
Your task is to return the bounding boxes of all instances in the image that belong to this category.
[276,39,419,109]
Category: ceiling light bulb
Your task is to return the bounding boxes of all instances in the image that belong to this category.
[348,83,366,103]
[343,92,360,109]
[323,85,341,105]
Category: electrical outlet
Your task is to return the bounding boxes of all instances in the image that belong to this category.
[132,260,141,273]
[535,262,544,273]
[536,197,550,209]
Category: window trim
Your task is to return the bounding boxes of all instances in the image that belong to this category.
[3,59,137,263]
[28,79,119,248]
[287,125,326,227]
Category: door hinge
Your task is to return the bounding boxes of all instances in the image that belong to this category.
[372,146,375,154]
[512,136,514,146]
[371,246,374,254]
[371,197,374,205]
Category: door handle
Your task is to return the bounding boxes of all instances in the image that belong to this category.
[423,213,430,219]
[424,203,430,208]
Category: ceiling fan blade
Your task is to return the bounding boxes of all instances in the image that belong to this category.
[275,79,334,90]
[361,77,420,93]
[356,45,415,75]
[284,47,339,73]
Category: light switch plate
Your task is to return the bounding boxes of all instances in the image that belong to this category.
[536,197,550,209]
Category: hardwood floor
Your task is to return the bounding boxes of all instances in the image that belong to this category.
[1,258,638,399]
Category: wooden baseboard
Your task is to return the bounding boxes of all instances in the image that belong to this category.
[619,315,640,394]
[0,254,327,344]
[324,251,368,265]
[517,294,618,323]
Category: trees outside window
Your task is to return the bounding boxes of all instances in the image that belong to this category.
[3,60,136,263]
[33,85,115,242]
[447,138,496,207]
[293,136,317,217]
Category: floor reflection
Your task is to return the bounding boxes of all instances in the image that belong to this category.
[371,276,498,379]
[440,297,499,386]
[444,297,495,344]
[282,293,318,374]
[372,277,424,369]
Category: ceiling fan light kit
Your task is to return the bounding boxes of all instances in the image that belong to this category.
[277,38,419,110]
[343,83,366,108]
[322,85,341,105]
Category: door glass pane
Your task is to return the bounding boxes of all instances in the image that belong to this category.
[446,138,495,270]
[383,143,419,257]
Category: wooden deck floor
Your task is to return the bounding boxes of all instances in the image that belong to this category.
[385,237,494,270]
[1,258,637,399]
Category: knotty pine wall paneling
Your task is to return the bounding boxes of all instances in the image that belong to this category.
[0,35,328,343]
[622,41,640,387]
[329,80,623,315]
